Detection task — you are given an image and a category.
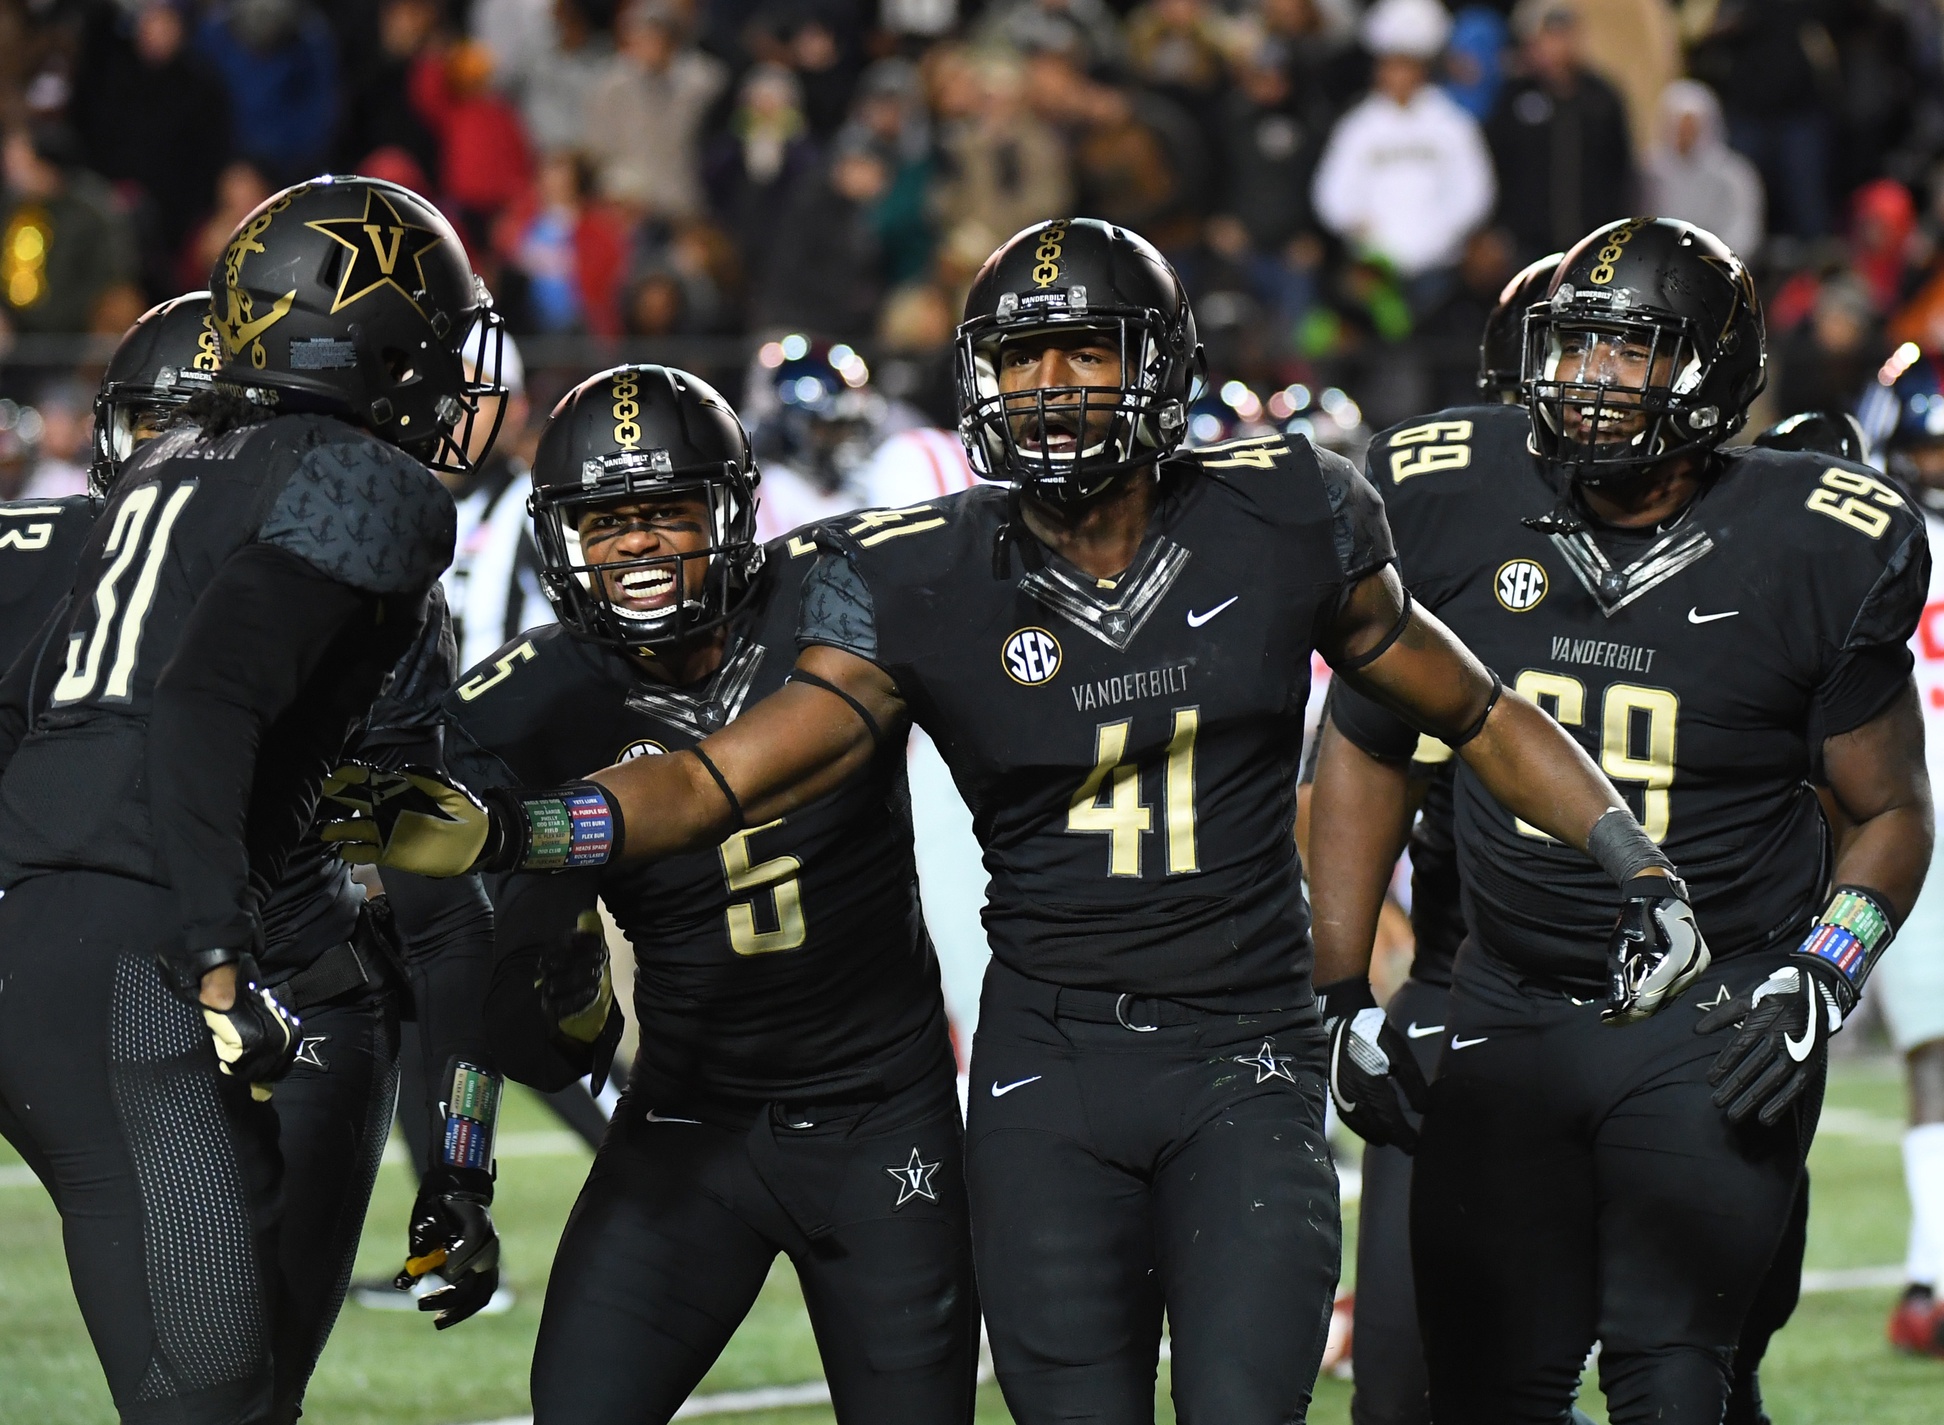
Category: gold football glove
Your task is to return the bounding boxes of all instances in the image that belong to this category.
[318,762,495,877]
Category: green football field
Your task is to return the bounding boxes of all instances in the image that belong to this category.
[2,1056,1938,1425]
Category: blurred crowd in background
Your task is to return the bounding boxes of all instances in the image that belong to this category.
[4,0,1944,500]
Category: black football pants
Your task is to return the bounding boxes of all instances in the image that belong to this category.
[1411,944,1818,1425]
[1351,975,1808,1425]
[966,959,1341,1425]
[529,1054,978,1425]
[0,871,399,1425]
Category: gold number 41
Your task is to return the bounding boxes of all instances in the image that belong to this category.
[1067,709,1199,877]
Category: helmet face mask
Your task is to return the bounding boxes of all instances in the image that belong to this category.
[90,291,226,497]
[955,220,1199,510]
[1522,219,1764,490]
[529,366,763,654]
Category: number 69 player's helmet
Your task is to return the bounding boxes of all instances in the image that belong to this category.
[91,291,224,497]
[1523,217,1765,485]
[956,218,1201,508]
[529,365,763,651]
[208,174,506,474]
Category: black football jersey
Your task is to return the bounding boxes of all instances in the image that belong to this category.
[448,536,946,1106]
[800,434,1396,1009]
[1336,403,1929,989]
[0,414,453,962]
[0,496,99,673]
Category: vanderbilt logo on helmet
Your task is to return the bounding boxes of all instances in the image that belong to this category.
[1002,627,1063,685]
[1031,224,1067,289]
[611,370,642,449]
[305,187,445,316]
[1495,559,1549,611]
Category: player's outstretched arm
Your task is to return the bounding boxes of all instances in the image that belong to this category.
[323,645,906,875]
[1704,681,1935,1125]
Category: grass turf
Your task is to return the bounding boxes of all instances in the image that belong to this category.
[0,1056,1934,1424]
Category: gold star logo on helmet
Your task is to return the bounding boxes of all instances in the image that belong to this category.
[304,187,445,316]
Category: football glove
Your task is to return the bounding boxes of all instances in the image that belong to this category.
[1601,874,1709,1025]
[1699,962,1846,1127]
[539,910,613,1045]
[1319,977,1430,1151]
[394,1166,501,1329]
[318,762,498,877]
[199,954,300,1102]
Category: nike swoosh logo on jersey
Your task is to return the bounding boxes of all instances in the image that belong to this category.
[1405,1023,1446,1038]
[1687,607,1740,624]
[1449,1035,1489,1050]
[643,1109,703,1124]
[1186,596,1239,627]
[990,1076,1043,1097]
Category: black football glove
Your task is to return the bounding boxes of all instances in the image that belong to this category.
[318,761,500,877]
[197,954,300,1102]
[395,1165,501,1329]
[1602,874,1709,1025]
[1320,978,1430,1151]
[539,910,614,1045]
[1698,961,1846,1127]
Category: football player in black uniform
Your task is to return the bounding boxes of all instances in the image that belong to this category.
[1310,218,1933,1424]
[368,363,978,1423]
[326,219,1699,1424]
[0,175,505,1425]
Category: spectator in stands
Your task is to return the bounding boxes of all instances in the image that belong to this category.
[704,62,818,308]
[72,0,231,290]
[195,0,339,185]
[1774,274,1880,416]
[410,37,535,243]
[1126,0,1233,122]
[1440,6,1506,121]
[1257,0,1363,114]
[495,151,629,336]
[1690,0,1837,240]
[1850,178,1922,316]
[1485,0,1632,263]
[1,123,142,336]
[978,0,1125,77]
[745,0,866,139]
[840,60,935,286]
[506,0,612,156]
[754,135,889,335]
[928,48,1071,271]
[583,0,727,217]
[1569,0,1679,158]
[178,159,271,292]
[1643,79,1763,259]
[335,0,441,183]
[1311,0,1495,311]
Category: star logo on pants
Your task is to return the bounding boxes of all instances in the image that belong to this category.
[885,1147,940,1209]
[1696,984,1734,1012]
[1233,1038,1296,1085]
[294,1036,329,1071]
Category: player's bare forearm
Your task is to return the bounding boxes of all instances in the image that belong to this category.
[1308,719,1415,985]
[1822,682,1933,921]
[588,645,905,859]
[1328,567,1632,856]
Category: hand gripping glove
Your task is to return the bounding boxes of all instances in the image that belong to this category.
[1601,874,1709,1025]
[396,1060,503,1327]
[196,953,300,1102]
[539,910,614,1045]
[1318,977,1430,1151]
[1698,887,1893,1127]
[318,762,497,877]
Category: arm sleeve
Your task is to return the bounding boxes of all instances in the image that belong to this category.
[1327,675,1425,762]
[148,542,375,963]
[483,869,621,1092]
[797,545,881,664]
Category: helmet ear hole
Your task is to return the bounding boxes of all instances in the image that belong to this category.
[382,348,420,385]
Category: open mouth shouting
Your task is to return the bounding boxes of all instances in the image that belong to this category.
[1011,406,1092,458]
[609,562,681,615]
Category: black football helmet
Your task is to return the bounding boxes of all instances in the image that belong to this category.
[1523,218,1765,486]
[1477,252,1561,400]
[209,174,506,473]
[956,218,1201,508]
[91,291,224,496]
[1755,409,1871,465]
[529,365,762,651]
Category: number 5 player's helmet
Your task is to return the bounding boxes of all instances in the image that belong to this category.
[91,291,224,497]
[208,174,506,474]
[956,218,1201,508]
[1523,217,1765,485]
[529,365,763,651]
